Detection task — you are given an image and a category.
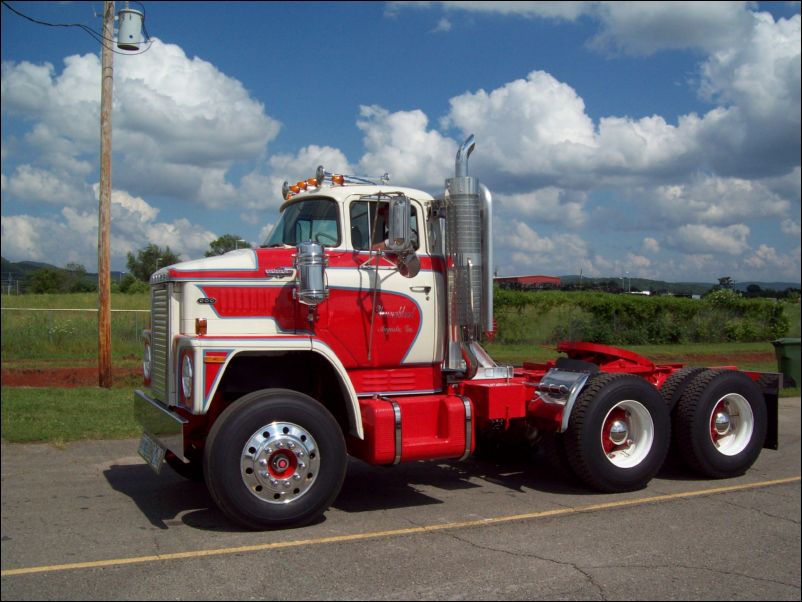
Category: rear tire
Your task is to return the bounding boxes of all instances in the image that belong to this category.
[564,373,670,492]
[660,367,705,410]
[674,370,767,478]
[204,389,347,530]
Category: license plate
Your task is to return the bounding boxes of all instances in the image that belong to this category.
[138,432,166,474]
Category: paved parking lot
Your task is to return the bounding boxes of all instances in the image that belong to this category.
[2,398,800,600]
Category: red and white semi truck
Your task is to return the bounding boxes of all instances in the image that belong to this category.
[135,136,779,529]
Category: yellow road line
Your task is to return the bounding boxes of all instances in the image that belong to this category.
[2,476,799,578]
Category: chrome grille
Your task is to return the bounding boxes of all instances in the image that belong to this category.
[150,284,169,401]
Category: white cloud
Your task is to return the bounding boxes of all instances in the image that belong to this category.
[649,176,790,226]
[388,1,593,22]
[589,1,754,56]
[1,39,282,209]
[0,214,52,262]
[4,164,89,205]
[391,2,756,56]
[744,243,801,279]
[270,145,354,186]
[0,187,216,269]
[695,13,801,177]
[781,219,801,237]
[668,223,751,256]
[497,187,588,226]
[497,219,596,276]
[431,17,452,33]
[357,105,456,189]
[642,237,660,254]
[444,71,596,183]
[700,13,801,117]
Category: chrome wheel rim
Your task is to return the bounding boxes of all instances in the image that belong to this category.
[241,422,320,504]
[708,393,753,456]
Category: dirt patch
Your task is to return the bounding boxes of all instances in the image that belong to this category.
[1,366,141,388]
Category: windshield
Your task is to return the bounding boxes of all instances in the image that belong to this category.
[263,199,341,247]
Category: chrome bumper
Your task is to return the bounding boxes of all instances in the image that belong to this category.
[134,389,187,461]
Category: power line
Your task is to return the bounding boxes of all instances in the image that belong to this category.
[1,0,152,56]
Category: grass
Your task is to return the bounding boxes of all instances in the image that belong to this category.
[1,304,149,361]
[1,387,141,444]
[1,292,149,310]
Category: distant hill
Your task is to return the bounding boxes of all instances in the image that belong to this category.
[732,282,801,293]
[1,257,124,292]
[559,275,800,296]
[3,257,799,295]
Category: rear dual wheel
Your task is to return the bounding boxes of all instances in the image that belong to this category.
[673,370,767,478]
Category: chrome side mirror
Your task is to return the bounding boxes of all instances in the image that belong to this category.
[386,195,411,253]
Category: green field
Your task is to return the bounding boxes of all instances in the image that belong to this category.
[1,292,149,361]
[0,387,139,444]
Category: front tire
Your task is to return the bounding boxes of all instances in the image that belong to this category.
[564,373,670,492]
[204,389,347,530]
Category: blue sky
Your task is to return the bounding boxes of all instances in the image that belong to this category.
[2,1,800,284]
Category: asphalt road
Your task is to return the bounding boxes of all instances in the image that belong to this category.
[2,398,800,601]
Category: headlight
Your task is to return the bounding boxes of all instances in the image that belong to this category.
[181,353,193,402]
[143,339,152,385]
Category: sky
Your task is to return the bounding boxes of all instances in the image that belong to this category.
[1,1,800,284]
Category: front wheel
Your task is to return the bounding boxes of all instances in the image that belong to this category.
[204,389,347,530]
[564,373,670,492]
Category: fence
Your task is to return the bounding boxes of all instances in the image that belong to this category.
[1,308,150,361]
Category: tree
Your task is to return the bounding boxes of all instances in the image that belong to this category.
[64,262,94,292]
[126,244,180,282]
[717,276,734,290]
[205,234,251,257]
[30,268,68,293]
[745,284,763,298]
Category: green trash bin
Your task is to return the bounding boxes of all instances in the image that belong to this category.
[772,338,801,388]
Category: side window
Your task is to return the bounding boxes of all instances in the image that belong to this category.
[349,200,420,251]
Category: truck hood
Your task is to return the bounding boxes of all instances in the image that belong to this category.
[150,249,263,283]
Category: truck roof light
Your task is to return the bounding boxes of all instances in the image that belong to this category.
[333,175,345,185]
[306,177,318,187]
[290,184,301,194]
[297,180,308,191]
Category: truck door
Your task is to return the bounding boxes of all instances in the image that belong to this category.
[324,197,440,370]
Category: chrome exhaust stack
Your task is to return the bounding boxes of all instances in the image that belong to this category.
[444,135,497,375]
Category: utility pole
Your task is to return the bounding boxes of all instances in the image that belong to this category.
[98,0,114,387]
